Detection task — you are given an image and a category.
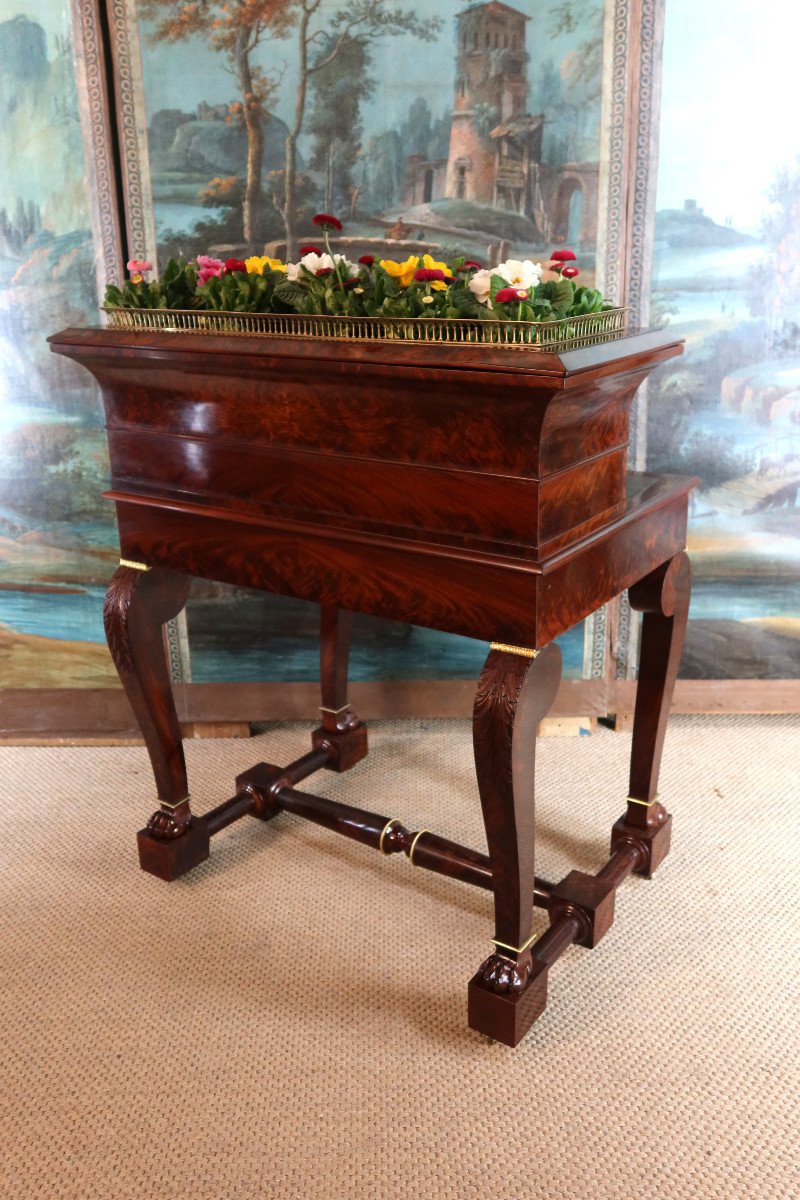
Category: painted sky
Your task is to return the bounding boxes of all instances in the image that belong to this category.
[0,0,70,52]
[2,0,796,235]
[656,0,798,234]
[132,0,599,142]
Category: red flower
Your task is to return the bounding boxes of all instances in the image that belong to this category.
[561,266,580,279]
[340,277,361,289]
[548,262,562,273]
[312,213,343,231]
[315,267,333,277]
[300,244,322,255]
[550,248,576,262]
[459,260,483,271]
[223,258,247,273]
[358,255,375,265]
[414,268,447,282]
[494,286,529,304]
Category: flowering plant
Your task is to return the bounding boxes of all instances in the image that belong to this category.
[104,215,614,326]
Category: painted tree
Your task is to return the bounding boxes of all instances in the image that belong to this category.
[307,35,374,216]
[278,1,441,257]
[140,2,441,255]
[758,157,800,351]
[549,1,604,162]
[138,1,294,247]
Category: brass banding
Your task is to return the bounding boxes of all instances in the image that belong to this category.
[490,642,539,659]
[378,818,400,855]
[159,796,191,811]
[319,703,351,716]
[492,930,538,956]
[408,829,430,865]
[119,558,151,571]
[627,795,658,807]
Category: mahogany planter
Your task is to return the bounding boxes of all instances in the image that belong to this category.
[49,323,693,1046]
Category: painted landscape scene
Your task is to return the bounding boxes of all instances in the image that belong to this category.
[646,0,800,679]
[0,0,608,688]
[138,0,605,270]
[0,6,120,688]
[134,0,607,682]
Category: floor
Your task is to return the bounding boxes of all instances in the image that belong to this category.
[1,715,797,1199]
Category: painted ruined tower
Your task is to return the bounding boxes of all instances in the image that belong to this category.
[444,1,540,210]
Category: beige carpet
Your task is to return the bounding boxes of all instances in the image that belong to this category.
[1,715,797,1199]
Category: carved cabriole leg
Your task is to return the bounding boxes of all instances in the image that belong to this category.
[103,564,208,879]
[311,605,368,772]
[468,641,562,1046]
[612,551,692,877]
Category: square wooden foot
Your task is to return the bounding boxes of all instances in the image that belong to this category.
[311,723,368,772]
[550,870,617,947]
[611,811,672,878]
[137,818,211,881]
[467,960,549,1047]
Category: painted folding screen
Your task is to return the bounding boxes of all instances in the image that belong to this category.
[0,1,120,689]
[647,0,800,688]
[106,0,627,689]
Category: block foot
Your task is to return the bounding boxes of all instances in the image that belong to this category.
[468,955,549,1046]
[137,817,210,881]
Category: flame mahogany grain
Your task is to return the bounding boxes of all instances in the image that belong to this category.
[49,324,693,1046]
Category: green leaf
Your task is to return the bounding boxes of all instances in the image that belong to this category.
[274,279,310,312]
[448,288,492,320]
[489,273,507,300]
[535,278,573,316]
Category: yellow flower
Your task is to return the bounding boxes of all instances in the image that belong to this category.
[422,253,450,290]
[422,253,447,273]
[245,255,287,274]
[379,254,419,288]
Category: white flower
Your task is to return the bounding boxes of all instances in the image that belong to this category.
[494,258,543,291]
[468,268,493,306]
[286,252,358,281]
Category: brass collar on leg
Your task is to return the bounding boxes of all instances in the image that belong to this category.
[492,931,538,955]
[490,642,540,659]
[158,795,191,811]
[119,558,151,571]
[627,795,659,807]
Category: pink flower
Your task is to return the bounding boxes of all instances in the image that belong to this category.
[494,286,529,304]
[126,258,151,283]
[196,255,224,286]
[561,266,580,279]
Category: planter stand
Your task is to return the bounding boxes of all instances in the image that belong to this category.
[50,324,693,1046]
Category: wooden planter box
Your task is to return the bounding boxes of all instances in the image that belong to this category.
[48,322,697,1047]
[49,324,685,650]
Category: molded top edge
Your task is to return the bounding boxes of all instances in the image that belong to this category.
[48,324,683,379]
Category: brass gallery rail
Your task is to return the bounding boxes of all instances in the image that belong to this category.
[103,305,627,350]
